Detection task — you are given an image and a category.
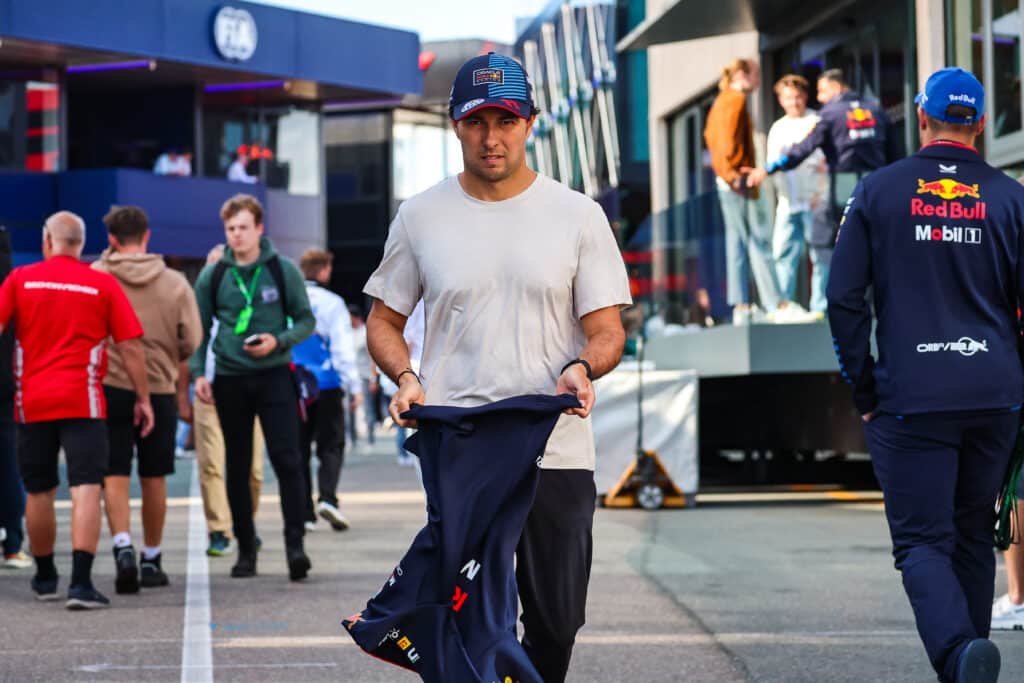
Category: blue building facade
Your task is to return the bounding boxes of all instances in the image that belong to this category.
[0,0,421,266]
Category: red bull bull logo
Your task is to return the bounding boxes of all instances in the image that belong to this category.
[846,108,876,130]
[917,178,981,200]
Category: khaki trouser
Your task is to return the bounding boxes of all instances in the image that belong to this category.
[194,398,264,537]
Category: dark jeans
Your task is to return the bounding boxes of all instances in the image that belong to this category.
[214,366,306,552]
[865,409,1018,683]
[0,400,24,555]
[516,468,596,683]
[300,387,346,519]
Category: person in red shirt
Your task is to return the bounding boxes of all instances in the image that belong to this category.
[0,211,154,610]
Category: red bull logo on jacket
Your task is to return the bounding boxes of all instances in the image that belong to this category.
[917,178,981,200]
[912,178,986,219]
[846,107,876,129]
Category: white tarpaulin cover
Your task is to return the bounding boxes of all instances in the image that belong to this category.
[591,367,699,495]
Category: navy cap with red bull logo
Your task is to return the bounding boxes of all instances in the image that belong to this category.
[914,67,985,124]
[448,52,536,121]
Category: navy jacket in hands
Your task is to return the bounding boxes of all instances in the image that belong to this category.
[342,393,582,683]
[826,141,1024,415]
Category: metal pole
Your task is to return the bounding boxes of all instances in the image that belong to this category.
[541,21,573,184]
[586,2,620,188]
[523,40,552,177]
[561,2,596,196]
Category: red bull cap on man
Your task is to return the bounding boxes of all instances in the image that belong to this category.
[448,52,537,121]
[914,67,985,124]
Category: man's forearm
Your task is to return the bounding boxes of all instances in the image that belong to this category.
[366,316,413,384]
[579,328,626,381]
[120,339,151,402]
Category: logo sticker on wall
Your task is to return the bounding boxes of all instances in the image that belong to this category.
[214,6,258,62]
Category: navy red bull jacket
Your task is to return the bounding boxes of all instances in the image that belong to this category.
[342,393,581,683]
[826,141,1024,416]
[769,91,896,174]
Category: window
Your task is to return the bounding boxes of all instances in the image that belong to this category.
[0,78,61,172]
[992,0,1021,137]
[202,104,321,195]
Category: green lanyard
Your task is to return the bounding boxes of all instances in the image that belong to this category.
[231,265,262,335]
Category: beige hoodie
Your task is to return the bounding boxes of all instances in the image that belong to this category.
[92,249,202,394]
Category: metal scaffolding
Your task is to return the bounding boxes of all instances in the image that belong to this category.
[521,1,621,198]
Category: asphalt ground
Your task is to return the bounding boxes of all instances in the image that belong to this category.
[1,435,1022,682]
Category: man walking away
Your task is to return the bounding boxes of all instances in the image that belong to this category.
[828,68,1014,682]
[191,194,315,581]
[0,211,153,609]
[93,205,201,593]
[293,248,363,531]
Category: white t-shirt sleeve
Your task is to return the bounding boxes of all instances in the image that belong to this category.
[573,202,633,319]
[363,211,422,317]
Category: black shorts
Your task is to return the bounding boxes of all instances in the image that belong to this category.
[17,419,109,493]
[104,386,177,478]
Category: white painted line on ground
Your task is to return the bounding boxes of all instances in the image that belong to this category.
[77,662,336,673]
[180,463,213,683]
[54,490,426,510]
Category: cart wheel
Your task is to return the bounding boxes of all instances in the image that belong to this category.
[637,483,664,510]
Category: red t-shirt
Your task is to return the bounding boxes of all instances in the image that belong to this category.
[0,256,143,423]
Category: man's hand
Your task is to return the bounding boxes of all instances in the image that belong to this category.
[244,333,279,358]
[134,398,155,438]
[862,411,875,423]
[350,392,364,411]
[389,374,425,429]
[556,364,593,418]
[195,376,214,405]
[741,167,768,188]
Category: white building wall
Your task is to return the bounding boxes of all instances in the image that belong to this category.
[646,28,759,213]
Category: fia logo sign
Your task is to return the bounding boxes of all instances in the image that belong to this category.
[214,7,258,62]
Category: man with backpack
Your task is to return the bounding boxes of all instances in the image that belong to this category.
[190,194,315,581]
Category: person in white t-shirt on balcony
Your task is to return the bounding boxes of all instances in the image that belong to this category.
[766,74,828,317]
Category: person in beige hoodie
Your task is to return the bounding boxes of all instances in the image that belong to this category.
[92,205,202,594]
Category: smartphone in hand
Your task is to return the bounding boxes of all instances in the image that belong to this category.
[243,334,262,347]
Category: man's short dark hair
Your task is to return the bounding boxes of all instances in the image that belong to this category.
[925,108,983,137]
[820,69,847,87]
[103,205,149,245]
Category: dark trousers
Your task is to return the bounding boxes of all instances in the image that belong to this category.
[0,400,24,555]
[865,410,1018,683]
[300,387,346,520]
[214,366,306,552]
[516,468,595,683]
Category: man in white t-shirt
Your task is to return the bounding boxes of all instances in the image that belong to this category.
[766,74,829,313]
[364,52,631,683]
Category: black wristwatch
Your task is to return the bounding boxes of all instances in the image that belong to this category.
[560,358,593,381]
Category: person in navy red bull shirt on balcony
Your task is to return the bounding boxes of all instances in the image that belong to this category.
[364,52,631,682]
[827,67,1024,683]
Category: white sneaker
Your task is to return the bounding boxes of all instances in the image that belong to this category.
[304,520,317,532]
[3,550,32,569]
[732,305,751,326]
[768,302,824,324]
[748,304,767,324]
[317,501,350,531]
[991,593,1024,630]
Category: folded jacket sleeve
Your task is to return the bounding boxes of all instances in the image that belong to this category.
[825,180,877,414]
